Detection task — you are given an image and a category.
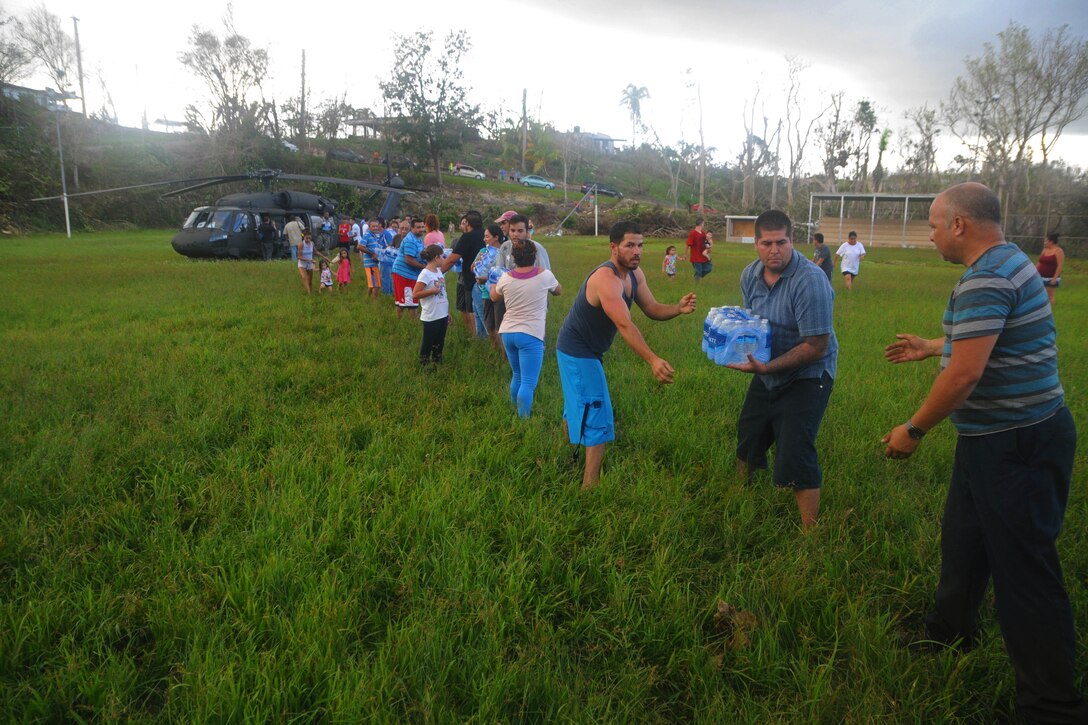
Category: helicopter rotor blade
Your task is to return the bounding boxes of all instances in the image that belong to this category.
[29,176,243,202]
[159,175,259,198]
[276,173,413,195]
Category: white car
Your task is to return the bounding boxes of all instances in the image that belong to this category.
[281,140,300,152]
[451,165,486,180]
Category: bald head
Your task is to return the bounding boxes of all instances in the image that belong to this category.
[938,182,1001,227]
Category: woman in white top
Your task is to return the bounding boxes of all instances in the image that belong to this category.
[490,241,561,417]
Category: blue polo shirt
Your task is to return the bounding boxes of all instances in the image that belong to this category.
[740,251,838,391]
[943,243,1063,435]
[361,230,384,268]
[392,232,423,280]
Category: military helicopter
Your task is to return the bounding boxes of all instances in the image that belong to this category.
[31,168,409,259]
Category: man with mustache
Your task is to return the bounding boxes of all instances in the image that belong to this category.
[556,220,696,489]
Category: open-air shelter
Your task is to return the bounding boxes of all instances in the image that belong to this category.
[807,192,937,248]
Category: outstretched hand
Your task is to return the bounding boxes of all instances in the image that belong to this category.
[884,334,932,364]
[677,293,697,315]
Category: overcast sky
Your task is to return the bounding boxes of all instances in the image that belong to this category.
[8,0,1088,171]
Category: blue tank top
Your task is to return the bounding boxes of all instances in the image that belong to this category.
[557,261,638,359]
[300,240,314,261]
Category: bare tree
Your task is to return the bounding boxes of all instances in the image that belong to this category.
[944,22,1088,200]
[0,4,31,86]
[178,6,271,138]
[816,91,851,192]
[850,100,877,191]
[899,105,941,191]
[738,88,778,210]
[783,56,828,207]
[15,3,74,92]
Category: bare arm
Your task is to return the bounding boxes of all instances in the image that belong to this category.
[1054,247,1065,280]
[882,334,997,458]
[631,268,696,321]
[591,269,674,383]
[884,334,943,363]
[440,253,460,274]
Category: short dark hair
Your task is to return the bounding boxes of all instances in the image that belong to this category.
[754,210,792,240]
[485,224,503,240]
[509,213,530,229]
[609,220,642,244]
[463,210,483,230]
[848,231,857,238]
[1046,232,1060,245]
[813,233,824,244]
[943,182,1002,225]
[512,240,537,267]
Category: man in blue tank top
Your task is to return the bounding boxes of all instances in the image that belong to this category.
[556,221,697,489]
[883,182,1087,723]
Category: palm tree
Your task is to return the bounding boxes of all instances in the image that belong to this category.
[619,84,650,150]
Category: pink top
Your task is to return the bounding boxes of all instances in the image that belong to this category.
[495,268,559,340]
[424,231,445,250]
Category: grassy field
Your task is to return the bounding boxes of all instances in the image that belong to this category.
[2,230,1086,721]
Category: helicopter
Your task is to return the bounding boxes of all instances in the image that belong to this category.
[31,168,410,259]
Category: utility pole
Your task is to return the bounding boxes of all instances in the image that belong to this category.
[71,17,86,118]
[299,50,306,147]
[520,89,528,175]
[697,84,705,215]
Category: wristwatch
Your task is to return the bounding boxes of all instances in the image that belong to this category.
[905,420,927,440]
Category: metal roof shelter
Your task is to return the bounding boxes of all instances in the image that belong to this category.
[808,192,937,248]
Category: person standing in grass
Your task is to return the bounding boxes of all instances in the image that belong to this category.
[359,218,385,299]
[1036,231,1065,307]
[811,233,833,281]
[392,218,426,317]
[413,245,449,366]
[729,209,837,530]
[557,220,696,489]
[662,245,681,278]
[882,182,1087,724]
[296,231,329,295]
[473,223,505,350]
[835,231,865,291]
[686,219,713,282]
[284,215,305,261]
[333,248,352,291]
[491,240,562,417]
[441,210,486,338]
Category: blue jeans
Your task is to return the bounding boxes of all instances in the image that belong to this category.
[471,285,487,338]
[502,332,545,417]
[380,262,394,295]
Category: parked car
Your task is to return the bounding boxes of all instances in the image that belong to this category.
[581,181,623,199]
[521,174,556,190]
[381,154,417,170]
[281,140,300,153]
[451,164,486,180]
[327,148,366,164]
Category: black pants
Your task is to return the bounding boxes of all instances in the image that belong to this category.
[419,317,448,364]
[926,407,1088,723]
[261,241,275,261]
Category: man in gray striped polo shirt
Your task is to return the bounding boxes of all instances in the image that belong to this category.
[883,182,1086,723]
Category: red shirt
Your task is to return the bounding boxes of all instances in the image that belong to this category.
[687,228,709,263]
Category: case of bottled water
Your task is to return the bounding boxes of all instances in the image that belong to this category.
[701,306,772,365]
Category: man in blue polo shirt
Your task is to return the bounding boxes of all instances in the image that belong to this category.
[392,217,426,317]
[729,209,837,530]
[883,182,1087,723]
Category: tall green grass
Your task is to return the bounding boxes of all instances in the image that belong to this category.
[1,230,1086,721]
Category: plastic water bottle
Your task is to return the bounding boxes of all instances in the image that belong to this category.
[757,319,772,363]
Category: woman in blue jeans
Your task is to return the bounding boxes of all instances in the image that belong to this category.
[490,238,561,417]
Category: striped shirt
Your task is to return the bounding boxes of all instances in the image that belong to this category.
[740,251,838,391]
[942,243,1063,435]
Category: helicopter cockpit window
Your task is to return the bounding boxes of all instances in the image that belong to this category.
[232,213,251,233]
[204,210,233,230]
[184,210,212,229]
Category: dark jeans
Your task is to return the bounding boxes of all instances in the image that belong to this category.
[419,317,448,365]
[926,407,1088,723]
[261,241,275,261]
